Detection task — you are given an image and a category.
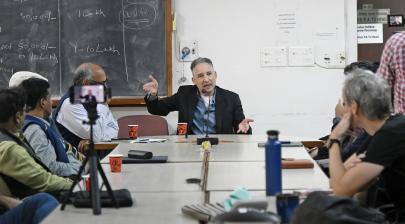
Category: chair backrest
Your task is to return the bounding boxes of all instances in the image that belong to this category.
[117,115,169,138]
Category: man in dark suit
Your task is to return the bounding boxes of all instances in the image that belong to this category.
[82,89,97,104]
[143,57,253,135]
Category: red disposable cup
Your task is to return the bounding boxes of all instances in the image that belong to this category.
[128,124,139,139]
[109,154,123,172]
[82,175,90,191]
[177,123,188,135]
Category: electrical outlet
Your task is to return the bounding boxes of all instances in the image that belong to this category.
[323,53,331,65]
[288,46,314,67]
[315,51,347,68]
[178,41,198,62]
[260,47,288,67]
[336,51,346,66]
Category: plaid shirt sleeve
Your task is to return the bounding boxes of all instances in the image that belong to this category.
[377,32,405,114]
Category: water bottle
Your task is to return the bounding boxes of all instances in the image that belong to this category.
[265,130,282,196]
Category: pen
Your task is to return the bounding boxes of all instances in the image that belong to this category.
[280,141,302,145]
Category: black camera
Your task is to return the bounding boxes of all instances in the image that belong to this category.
[69,85,111,104]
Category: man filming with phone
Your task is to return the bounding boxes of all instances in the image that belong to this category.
[53,63,118,153]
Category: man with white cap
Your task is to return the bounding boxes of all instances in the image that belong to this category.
[8,71,48,88]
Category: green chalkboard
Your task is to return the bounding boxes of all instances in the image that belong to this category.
[0,0,172,105]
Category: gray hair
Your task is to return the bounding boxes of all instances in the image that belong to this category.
[343,69,392,120]
[73,64,93,85]
[190,57,214,72]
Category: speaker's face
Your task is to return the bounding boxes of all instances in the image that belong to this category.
[192,63,217,96]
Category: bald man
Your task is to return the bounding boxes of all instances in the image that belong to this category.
[52,63,118,151]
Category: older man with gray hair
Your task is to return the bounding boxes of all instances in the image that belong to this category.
[143,57,253,135]
[328,70,405,222]
[52,63,118,151]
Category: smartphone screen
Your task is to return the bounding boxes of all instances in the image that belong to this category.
[72,85,105,104]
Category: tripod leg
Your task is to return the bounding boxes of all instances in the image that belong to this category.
[61,155,89,210]
[97,160,119,208]
[89,153,101,215]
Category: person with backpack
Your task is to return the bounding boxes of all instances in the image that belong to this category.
[0,88,72,198]
[20,77,82,177]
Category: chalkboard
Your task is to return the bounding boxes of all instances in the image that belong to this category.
[0,0,172,105]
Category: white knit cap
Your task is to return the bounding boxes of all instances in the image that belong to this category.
[8,71,48,87]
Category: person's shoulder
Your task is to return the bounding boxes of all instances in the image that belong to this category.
[382,114,405,131]
[177,85,197,93]
[387,32,405,48]
[0,141,24,156]
[61,97,86,113]
[60,97,73,109]
[216,86,239,98]
[23,123,43,135]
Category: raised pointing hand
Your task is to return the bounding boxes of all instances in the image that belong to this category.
[143,74,158,96]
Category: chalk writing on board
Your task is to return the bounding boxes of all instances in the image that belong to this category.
[20,10,57,23]
[76,8,107,18]
[0,0,167,97]
[0,43,12,51]
[70,41,121,56]
[0,66,14,75]
[17,39,57,51]
[120,3,157,30]
[13,0,29,3]
[26,53,58,63]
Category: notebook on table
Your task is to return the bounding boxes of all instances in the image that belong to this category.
[122,156,168,164]
[282,159,314,169]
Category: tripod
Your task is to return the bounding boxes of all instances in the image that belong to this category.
[61,101,118,215]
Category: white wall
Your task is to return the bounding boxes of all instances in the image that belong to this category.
[111,0,358,138]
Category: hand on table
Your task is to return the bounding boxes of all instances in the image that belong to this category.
[237,118,254,133]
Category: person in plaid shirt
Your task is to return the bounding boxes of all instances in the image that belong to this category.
[377,32,405,114]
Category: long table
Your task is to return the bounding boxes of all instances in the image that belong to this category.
[44,135,329,223]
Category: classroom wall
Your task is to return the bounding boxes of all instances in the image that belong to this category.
[111,0,358,138]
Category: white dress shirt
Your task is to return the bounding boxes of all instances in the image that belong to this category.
[56,98,118,142]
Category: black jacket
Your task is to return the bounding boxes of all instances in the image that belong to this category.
[145,85,251,134]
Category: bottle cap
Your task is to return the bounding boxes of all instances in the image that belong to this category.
[267,130,279,137]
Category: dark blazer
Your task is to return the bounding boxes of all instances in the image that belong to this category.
[145,85,251,134]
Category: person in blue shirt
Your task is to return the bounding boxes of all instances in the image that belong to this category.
[0,193,58,224]
[143,57,253,135]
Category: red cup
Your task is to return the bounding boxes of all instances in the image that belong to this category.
[82,175,90,191]
[128,124,139,139]
[177,123,188,135]
[109,154,123,172]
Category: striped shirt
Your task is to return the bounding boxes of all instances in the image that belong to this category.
[377,32,405,113]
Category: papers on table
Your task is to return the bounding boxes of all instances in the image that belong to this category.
[130,138,167,143]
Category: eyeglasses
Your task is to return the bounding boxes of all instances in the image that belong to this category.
[194,71,216,79]
[88,79,108,87]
